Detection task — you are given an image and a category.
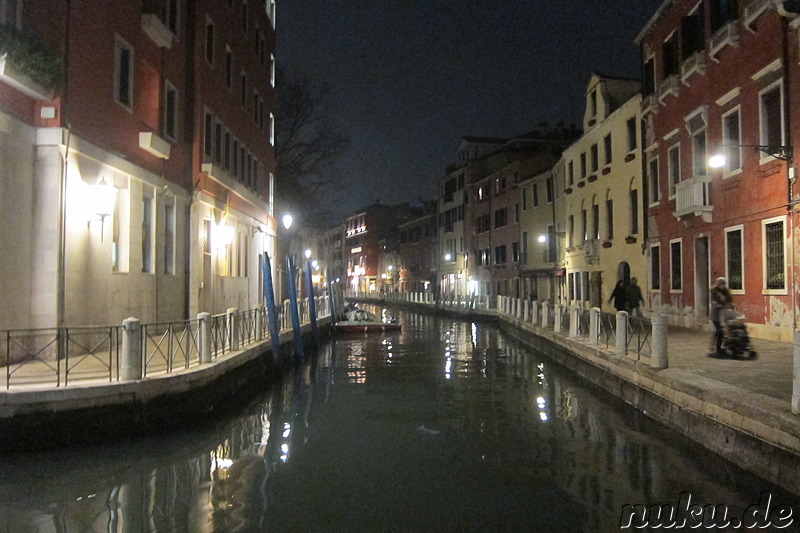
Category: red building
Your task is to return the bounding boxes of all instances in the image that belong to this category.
[0,1,276,329]
[637,0,799,340]
[397,209,437,294]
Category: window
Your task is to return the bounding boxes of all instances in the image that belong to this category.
[568,160,574,185]
[643,57,655,97]
[164,0,179,35]
[662,33,679,78]
[164,81,178,140]
[225,47,233,88]
[759,81,784,156]
[512,242,520,263]
[604,134,612,166]
[721,107,741,174]
[233,139,240,175]
[203,110,214,157]
[681,8,705,60]
[224,130,231,169]
[591,204,599,240]
[494,245,507,265]
[629,190,639,235]
[522,188,528,210]
[648,157,660,204]
[521,231,528,264]
[606,199,613,239]
[270,54,276,86]
[533,183,539,207]
[687,111,707,177]
[214,122,222,163]
[668,144,680,197]
[546,178,553,203]
[205,18,215,65]
[546,225,557,263]
[590,144,599,173]
[710,0,738,33]
[269,113,275,145]
[580,209,587,243]
[580,153,587,179]
[627,117,637,152]
[494,207,507,228]
[651,244,661,290]
[763,218,785,291]
[114,36,134,108]
[142,195,153,274]
[257,29,266,64]
[670,239,682,290]
[725,227,743,291]
[164,202,175,275]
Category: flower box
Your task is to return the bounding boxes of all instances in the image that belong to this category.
[625,235,637,244]
[587,175,598,183]
[565,187,573,195]
[601,167,611,175]
[602,241,612,248]
[577,181,586,188]
[625,153,636,162]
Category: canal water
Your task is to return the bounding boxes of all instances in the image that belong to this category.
[1,306,798,532]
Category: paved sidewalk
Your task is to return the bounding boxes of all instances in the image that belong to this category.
[658,326,794,404]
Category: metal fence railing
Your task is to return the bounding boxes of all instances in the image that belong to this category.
[1,295,332,390]
[627,316,652,359]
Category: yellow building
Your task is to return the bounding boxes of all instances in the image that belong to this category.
[558,74,646,312]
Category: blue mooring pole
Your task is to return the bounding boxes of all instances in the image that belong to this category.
[261,252,281,363]
[326,270,337,326]
[286,256,304,359]
[304,260,319,348]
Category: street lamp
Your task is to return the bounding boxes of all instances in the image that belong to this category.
[282,213,293,230]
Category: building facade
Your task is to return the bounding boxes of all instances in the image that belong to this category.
[638,0,799,340]
[559,75,644,311]
[0,0,276,330]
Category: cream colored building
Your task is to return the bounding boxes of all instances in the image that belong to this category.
[559,74,646,312]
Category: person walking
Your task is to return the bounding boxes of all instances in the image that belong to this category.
[609,280,627,312]
[709,277,733,357]
[626,277,644,316]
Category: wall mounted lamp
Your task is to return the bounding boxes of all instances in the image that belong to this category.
[88,178,118,241]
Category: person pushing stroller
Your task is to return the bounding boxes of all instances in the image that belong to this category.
[708,277,757,359]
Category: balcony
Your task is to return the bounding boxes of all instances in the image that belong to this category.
[0,26,60,100]
[141,14,174,49]
[641,94,657,114]
[680,51,707,82]
[674,175,713,222]
[744,0,772,30]
[710,21,739,59]
[658,75,679,102]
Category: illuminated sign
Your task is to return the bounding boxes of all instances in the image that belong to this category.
[351,246,362,253]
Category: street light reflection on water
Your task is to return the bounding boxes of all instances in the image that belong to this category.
[1,306,800,531]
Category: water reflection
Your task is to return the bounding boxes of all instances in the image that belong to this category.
[0,307,798,532]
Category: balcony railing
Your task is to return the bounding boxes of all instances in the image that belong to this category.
[674,175,713,221]
[710,21,739,58]
[744,0,772,29]
[658,75,679,102]
[680,51,707,82]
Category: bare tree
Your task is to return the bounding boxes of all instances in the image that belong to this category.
[275,68,349,225]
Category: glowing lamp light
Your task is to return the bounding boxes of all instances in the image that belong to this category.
[467,279,479,295]
[538,235,547,243]
[708,154,726,169]
[212,223,235,248]
[444,253,453,261]
[281,214,293,230]
[304,249,312,259]
[90,178,118,220]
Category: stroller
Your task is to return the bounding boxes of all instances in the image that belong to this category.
[719,308,757,359]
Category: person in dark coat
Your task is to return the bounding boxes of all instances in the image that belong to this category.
[609,280,627,312]
[709,277,733,356]
[626,277,644,316]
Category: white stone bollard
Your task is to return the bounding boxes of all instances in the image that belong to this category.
[542,303,549,328]
[198,312,211,364]
[228,307,240,351]
[569,306,579,337]
[554,304,562,333]
[531,301,539,325]
[651,314,668,368]
[590,307,600,345]
[793,331,800,414]
[523,300,530,321]
[121,317,142,380]
[615,311,628,356]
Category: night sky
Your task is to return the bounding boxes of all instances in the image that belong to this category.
[277,1,660,219]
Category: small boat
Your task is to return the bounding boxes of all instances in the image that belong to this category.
[335,308,401,334]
